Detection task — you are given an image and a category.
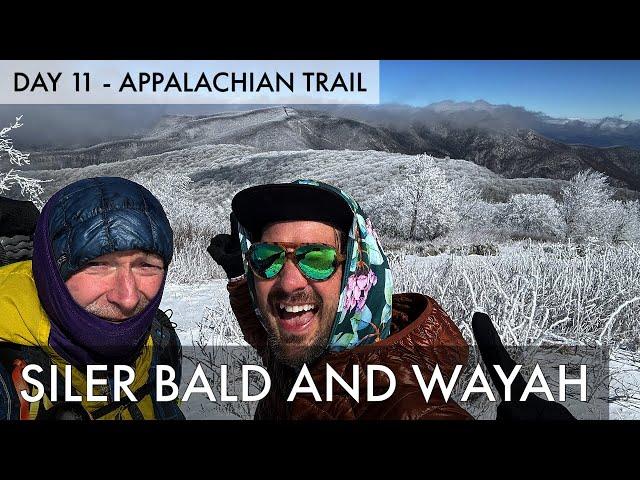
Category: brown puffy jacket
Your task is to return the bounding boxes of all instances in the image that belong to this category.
[228,278,472,420]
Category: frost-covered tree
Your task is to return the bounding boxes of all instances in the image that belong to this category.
[497,193,565,241]
[379,154,461,240]
[132,172,229,245]
[440,198,500,244]
[132,172,234,283]
[561,170,615,242]
[610,200,640,243]
[0,116,48,208]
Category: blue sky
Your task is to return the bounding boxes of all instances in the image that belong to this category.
[381,61,640,120]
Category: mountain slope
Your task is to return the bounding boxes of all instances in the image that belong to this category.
[26,145,639,207]
[24,106,640,191]
[25,107,404,170]
[388,125,640,189]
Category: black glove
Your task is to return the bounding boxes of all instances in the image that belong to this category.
[472,312,576,421]
[0,196,39,236]
[207,212,245,279]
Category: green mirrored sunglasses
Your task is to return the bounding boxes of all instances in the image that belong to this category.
[247,242,346,281]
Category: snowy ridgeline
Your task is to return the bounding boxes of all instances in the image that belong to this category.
[20,146,640,285]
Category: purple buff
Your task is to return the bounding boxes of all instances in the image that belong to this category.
[30,184,168,368]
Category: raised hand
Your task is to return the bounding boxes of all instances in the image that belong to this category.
[206,212,245,279]
[472,312,576,420]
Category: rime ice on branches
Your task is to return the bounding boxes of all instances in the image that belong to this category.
[0,116,50,209]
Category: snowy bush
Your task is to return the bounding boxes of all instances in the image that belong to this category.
[496,193,565,241]
[377,154,462,240]
[444,196,500,244]
[132,172,231,283]
[561,170,617,242]
[184,296,261,420]
[390,242,640,349]
[560,171,640,244]
[610,200,640,243]
[387,241,640,418]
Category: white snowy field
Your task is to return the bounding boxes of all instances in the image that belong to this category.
[160,280,231,348]
[160,281,256,420]
[609,352,640,419]
[160,273,640,420]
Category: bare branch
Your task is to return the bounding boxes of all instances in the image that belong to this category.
[1,115,49,208]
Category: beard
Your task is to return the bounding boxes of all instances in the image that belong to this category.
[83,296,151,322]
[260,287,337,369]
[266,323,333,369]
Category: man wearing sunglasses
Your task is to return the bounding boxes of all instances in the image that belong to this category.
[208,179,471,420]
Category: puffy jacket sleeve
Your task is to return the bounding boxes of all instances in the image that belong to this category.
[415,395,474,420]
[227,277,267,354]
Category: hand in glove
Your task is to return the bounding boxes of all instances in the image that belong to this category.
[207,212,245,279]
[472,312,576,420]
[0,196,39,237]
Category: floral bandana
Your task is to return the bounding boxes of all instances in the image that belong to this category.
[237,180,393,352]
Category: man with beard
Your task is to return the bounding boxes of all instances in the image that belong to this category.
[0,177,183,420]
[208,180,472,420]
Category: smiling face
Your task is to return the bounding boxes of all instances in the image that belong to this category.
[254,221,343,368]
[64,250,165,322]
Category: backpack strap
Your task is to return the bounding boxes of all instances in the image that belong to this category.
[89,383,152,420]
[0,360,19,420]
[148,309,185,420]
[11,359,30,419]
[0,235,34,265]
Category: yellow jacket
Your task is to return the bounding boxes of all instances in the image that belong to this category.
[0,261,157,419]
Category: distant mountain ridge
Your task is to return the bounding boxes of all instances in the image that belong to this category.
[385,123,640,190]
[25,107,404,170]
[7,100,640,151]
[319,102,640,149]
[26,106,640,192]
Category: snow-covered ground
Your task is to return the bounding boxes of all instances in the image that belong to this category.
[160,280,229,347]
[160,279,640,420]
[609,352,640,419]
[161,281,252,419]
